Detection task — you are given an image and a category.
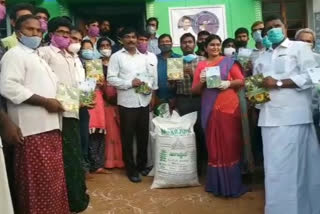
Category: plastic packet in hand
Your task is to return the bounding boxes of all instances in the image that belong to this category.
[167,58,184,80]
[206,66,221,88]
[135,72,153,95]
[79,78,97,107]
[56,83,80,113]
[245,74,270,104]
[154,103,170,118]
[237,48,253,70]
[85,59,104,84]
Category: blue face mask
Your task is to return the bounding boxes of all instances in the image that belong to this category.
[81,49,94,60]
[252,30,263,43]
[262,36,272,49]
[267,27,285,44]
[183,54,197,63]
[19,33,42,49]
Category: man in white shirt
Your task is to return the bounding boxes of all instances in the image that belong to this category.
[146,17,161,55]
[0,15,68,214]
[38,17,89,213]
[254,15,320,214]
[108,28,157,183]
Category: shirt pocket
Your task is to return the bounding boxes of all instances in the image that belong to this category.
[273,54,296,75]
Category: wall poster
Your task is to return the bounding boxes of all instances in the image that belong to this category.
[169,5,227,47]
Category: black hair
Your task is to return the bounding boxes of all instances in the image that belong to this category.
[119,27,137,38]
[158,33,172,44]
[181,16,192,22]
[137,31,151,39]
[99,20,110,25]
[80,39,94,50]
[234,27,249,38]
[146,17,159,28]
[180,33,195,44]
[251,21,263,31]
[34,7,50,19]
[48,17,72,33]
[204,34,222,58]
[9,3,34,21]
[263,15,284,25]
[71,27,84,37]
[222,38,235,49]
[15,14,38,31]
[197,30,210,38]
[85,19,98,26]
[61,16,72,24]
[97,37,112,50]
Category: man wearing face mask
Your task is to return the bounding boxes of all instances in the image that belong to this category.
[176,33,206,175]
[254,15,320,214]
[156,34,181,110]
[2,3,34,50]
[38,17,90,213]
[108,28,157,183]
[295,28,320,139]
[146,17,161,55]
[195,30,210,57]
[35,7,50,34]
[0,15,69,214]
[250,21,265,64]
[84,19,101,59]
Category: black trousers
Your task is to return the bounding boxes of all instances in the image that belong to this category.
[176,95,207,175]
[119,105,149,176]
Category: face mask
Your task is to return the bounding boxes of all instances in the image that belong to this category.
[253,30,263,43]
[235,40,247,48]
[68,43,81,54]
[197,42,205,50]
[159,44,172,53]
[223,47,236,57]
[51,34,70,49]
[39,19,48,33]
[88,26,100,37]
[267,27,285,44]
[137,43,148,54]
[99,49,112,57]
[147,26,156,35]
[81,49,94,60]
[183,54,197,63]
[262,36,272,49]
[19,33,42,49]
[0,4,6,21]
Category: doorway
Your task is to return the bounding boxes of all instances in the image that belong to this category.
[71,2,146,39]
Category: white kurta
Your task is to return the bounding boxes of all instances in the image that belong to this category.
[0,140,14,214]
[254,39,320,214]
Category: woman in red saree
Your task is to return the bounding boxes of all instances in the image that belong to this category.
[98,38,125,169]
[192,34,248,197]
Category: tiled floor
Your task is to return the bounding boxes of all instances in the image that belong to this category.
[82,169,265,214]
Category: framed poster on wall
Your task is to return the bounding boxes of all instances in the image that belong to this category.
[315,12,320,53]
[169,5,227,47]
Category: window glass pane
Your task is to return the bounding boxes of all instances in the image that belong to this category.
[286,2,304,20]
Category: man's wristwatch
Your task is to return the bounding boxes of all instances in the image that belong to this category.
[276,80,283,88]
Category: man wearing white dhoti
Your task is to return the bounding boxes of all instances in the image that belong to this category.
[254,15,320,214]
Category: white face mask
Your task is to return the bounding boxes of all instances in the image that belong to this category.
[67,43,81,54]
[224,47,236,57]
[100,49,112,57]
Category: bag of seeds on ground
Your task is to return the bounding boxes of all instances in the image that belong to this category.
[151,111,200,189]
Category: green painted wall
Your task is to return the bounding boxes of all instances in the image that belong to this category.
[148,0,262,51]
[39,0,70,17]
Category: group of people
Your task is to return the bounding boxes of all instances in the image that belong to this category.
[0,2,320,214]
